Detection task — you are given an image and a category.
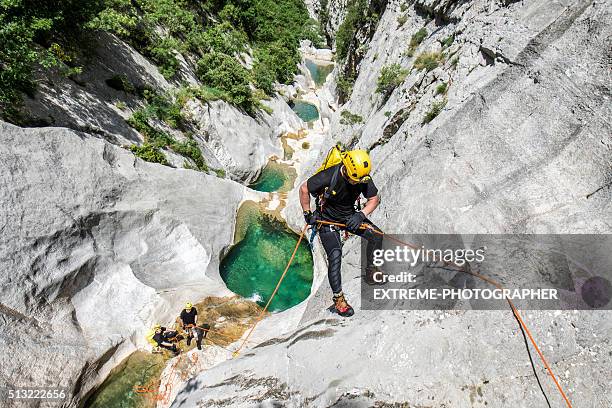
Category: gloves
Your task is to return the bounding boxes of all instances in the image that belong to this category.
[303,210,320,226]
[346,211,366,232]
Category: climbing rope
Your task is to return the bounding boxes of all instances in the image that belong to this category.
[317,220,573,408]
[233,224,309,356]
[232,219,574,408]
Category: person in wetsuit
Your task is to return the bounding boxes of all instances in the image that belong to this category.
[299,149,383,317]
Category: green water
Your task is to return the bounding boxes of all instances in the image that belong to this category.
[292,100,319,122]
[249,161,295,193]
[86,351,166,408]
[305,59,334,86]
[220,208,313,312]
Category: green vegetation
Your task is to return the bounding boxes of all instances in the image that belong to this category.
[405,27,427,57]
[337,74,356,99]
[400,4,409,12]
[319,0,330,40]
[441,34,454,48]
[0,0,100,119]
[340,110,364,125]
[384,111,392,117]
[411,28,428,48]
[376,64,408,95]
[435,82,448,95]
[1,0,317,120]
[335,0,368,61]
[397,14,408,27]
[126,90,210,170]
[413,51,445,72]
[129,143,168,165]
[196,52,254,113]
[422,99,447,124]
[115,101,127,110]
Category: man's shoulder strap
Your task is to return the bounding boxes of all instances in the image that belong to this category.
[323,165,342,200]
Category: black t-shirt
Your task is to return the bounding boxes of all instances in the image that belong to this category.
[307,164,378,222]
[180,308,197,325]
[153,327,167,345]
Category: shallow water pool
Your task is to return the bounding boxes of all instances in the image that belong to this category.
[291,100,319,123]
[220,202,313,312]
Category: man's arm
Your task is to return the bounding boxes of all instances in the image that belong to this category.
[299,181,311,212]
[361,195,380,216]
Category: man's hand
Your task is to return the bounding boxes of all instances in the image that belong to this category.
[346,211,366,232]
[304,210,320,226]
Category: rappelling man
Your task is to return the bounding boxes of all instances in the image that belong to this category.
[299,147,383,317]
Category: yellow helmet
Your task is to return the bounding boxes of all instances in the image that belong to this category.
[185,302,193,309]
[153,324,161,330]
[342,150,372,182]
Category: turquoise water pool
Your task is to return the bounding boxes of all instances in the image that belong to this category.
[220,203,313,312]
[305,59,334,87]
[291,100,319,122]
[248,161,295,193]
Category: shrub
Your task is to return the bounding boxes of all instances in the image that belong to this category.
[410,28,428,48]
[171,138,207,171]
[302,141,310,149]
[422,100,447,124]
[254,41,301,86]
[340,110,364,125]
[441,34,454,48]
[376,64,408,94]
[148,37,180,79]
[252,62,276,95]
[129,144,168,165]
[397,14,408,27]
[115,101,127,110]
[127,110,174,147]
[400,4,409,12]
[405,27,427,57]
[213,168,226,178]
[435,82,448,95]
[176,86,227,106]
[196,52,253,113]
[413,51,444,72]
[141,89,184,129]
[384,111,392,117]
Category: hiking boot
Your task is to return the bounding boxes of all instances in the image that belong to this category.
[333,292,354,317]
[364,266,385,285]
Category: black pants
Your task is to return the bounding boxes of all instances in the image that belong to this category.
[318,218,383,294]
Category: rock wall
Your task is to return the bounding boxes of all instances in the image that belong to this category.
[170,0,611,407]
[21,31,297,183]
[0,122,244,405]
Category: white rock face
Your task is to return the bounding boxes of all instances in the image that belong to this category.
[0,122,244,405]
[170,0,612,407]
[186,97,298,183]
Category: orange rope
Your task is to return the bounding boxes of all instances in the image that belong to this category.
[317,220,573,408]
[233,224,308,356]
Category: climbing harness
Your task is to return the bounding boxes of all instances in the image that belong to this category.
[233,220,574,408]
